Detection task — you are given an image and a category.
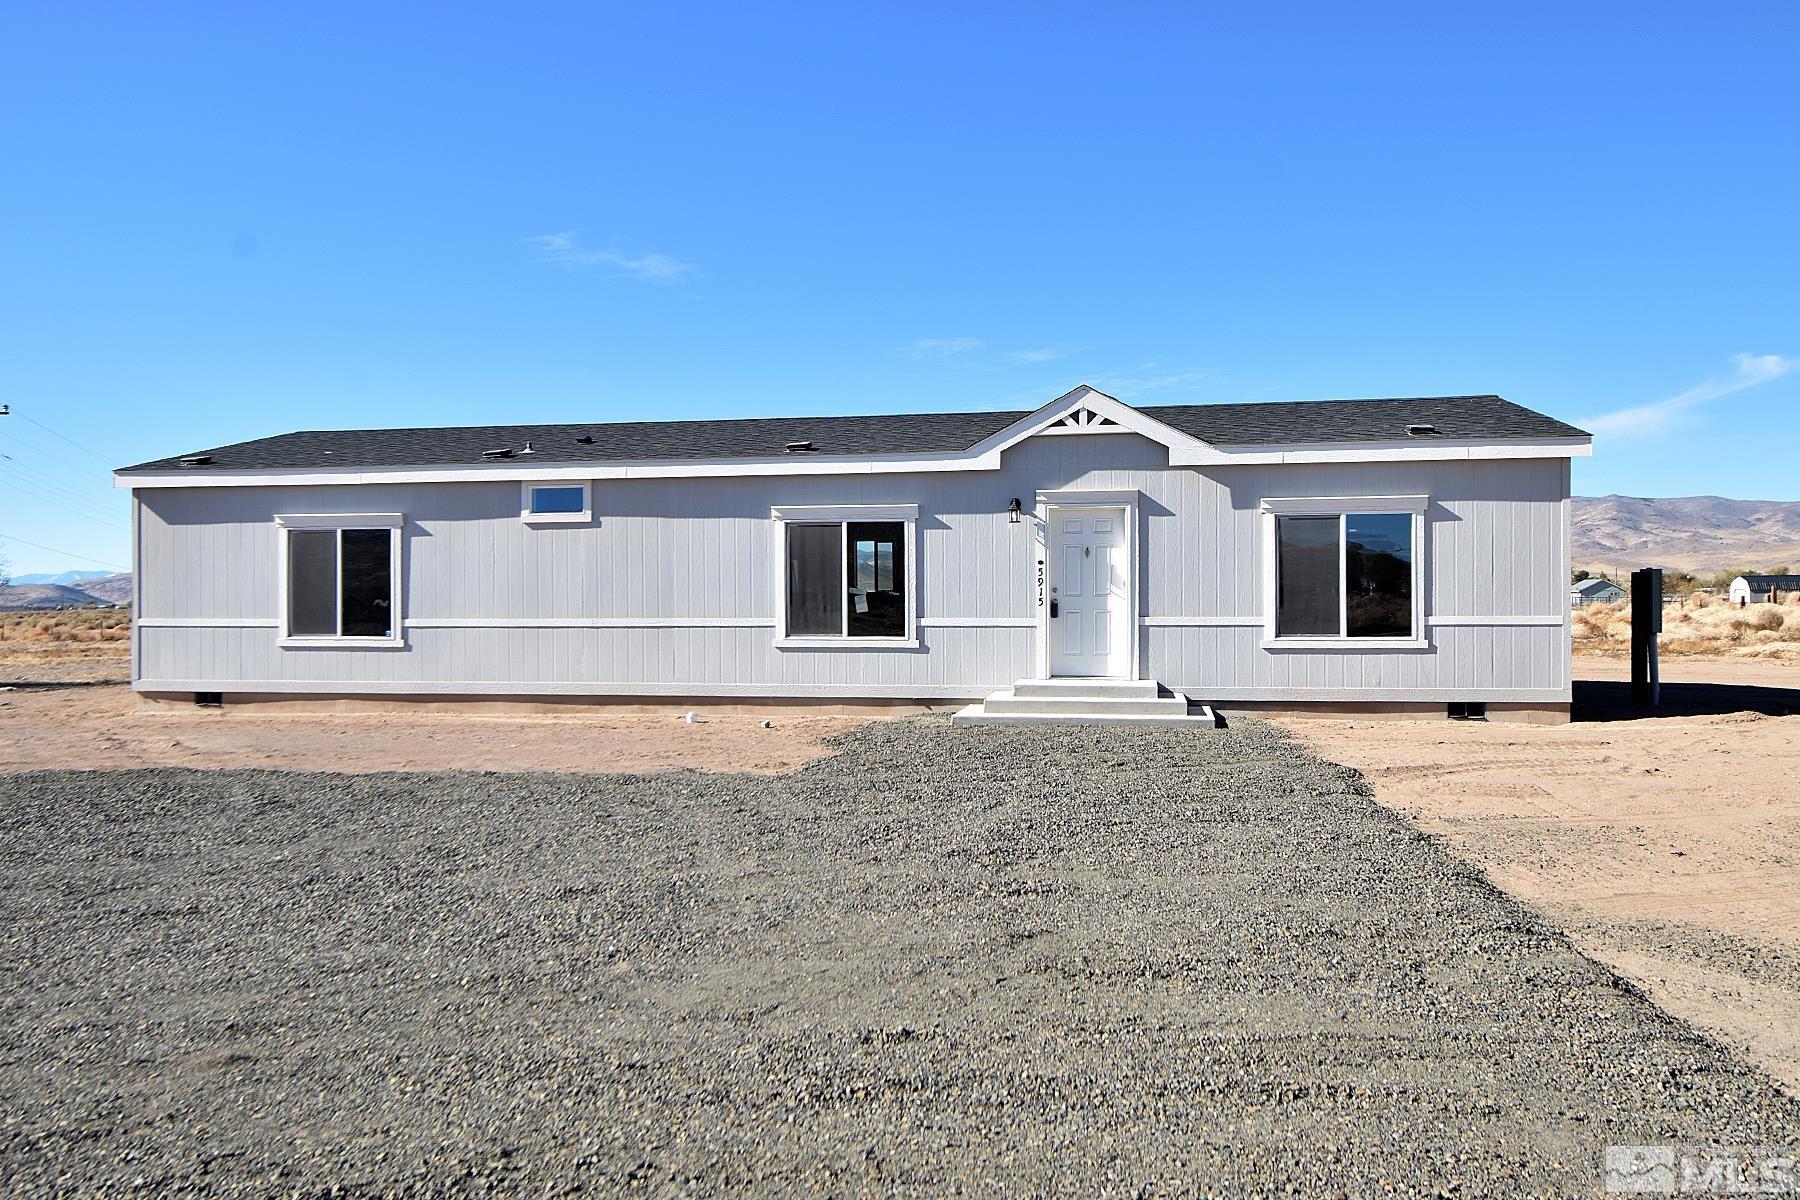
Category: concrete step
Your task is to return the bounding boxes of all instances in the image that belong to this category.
[1009,677,1164,701]
[979,689,1192,717]
[950,701,1218,728]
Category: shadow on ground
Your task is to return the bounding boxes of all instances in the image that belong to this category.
[1575,677,1800,721]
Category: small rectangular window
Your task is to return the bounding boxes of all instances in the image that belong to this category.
[529,486,586,515]
[521,482,591,523]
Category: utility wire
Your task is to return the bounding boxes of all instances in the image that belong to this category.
[0,459,130,528]
[9,411,117,469]
[0,532,128,572]
[0,423,116,485]
[0,457,130,527]
[0,476,130,533]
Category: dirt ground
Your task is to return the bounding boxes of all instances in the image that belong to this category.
[0,684,880,775]
[6,644,1798,1103]
[1281,653,1800,1094]
[0,638,130,684]
[6,722,1795,1195]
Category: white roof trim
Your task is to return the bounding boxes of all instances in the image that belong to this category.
[114,386,1593,489]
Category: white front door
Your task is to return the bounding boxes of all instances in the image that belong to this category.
[1049,507,1129,677]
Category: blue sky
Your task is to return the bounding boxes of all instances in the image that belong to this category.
[3,2,1796,575]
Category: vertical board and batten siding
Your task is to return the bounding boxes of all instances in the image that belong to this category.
[134,432,1571,701]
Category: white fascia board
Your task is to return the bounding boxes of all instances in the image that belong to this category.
[1175,436,1593,466]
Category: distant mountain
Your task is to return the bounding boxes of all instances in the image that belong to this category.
[0,571,132,610]
[9,569,112,586]
[0,582,114,610]
[79,572,134,605]
[1573,495,1800,575]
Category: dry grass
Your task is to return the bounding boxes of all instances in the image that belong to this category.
[1573,592,1800,658]
[0,609,132,643]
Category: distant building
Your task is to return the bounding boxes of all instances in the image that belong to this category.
[1571,578,1626,606]
[1729,574,1800,606]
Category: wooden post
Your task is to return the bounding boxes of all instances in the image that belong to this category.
[1630,567,1662,706]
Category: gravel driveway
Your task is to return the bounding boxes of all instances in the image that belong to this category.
[2,716,1794,1196]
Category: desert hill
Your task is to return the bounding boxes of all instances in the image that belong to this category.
[0,572,133,610]
[1573,495,1800,575]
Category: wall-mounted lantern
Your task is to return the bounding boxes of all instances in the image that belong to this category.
[1008,497,1023,524]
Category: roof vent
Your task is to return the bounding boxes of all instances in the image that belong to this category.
[575,435,595,445]
[785,440,815,454]
[518,440,537,455]
[482,447,515,459]
[1406,423,1440,437]
[179,454,213,466]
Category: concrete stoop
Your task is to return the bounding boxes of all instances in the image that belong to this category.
[951,678,1218,727]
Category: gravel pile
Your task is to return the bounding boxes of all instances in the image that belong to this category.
[2,716,1794,1196]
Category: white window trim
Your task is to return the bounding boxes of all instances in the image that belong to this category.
[275,513,406,648]
[521,480,592,525]
[1259,496,1429,651]
[771,504,920,649]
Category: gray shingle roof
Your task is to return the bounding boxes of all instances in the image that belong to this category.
[1572,578,1625,595]
[1737,575,1800,589]
[117,392,1589,474]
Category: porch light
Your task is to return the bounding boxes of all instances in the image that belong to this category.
[1008,497,1022,524]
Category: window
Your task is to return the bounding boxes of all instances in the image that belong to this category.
[277,514,404,646]
[772,505,918,645]
[1263,497,1426,646]
[521,482,591,524]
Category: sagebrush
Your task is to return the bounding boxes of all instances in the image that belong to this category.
[0,609,132,643]
[1573,592,1800,658]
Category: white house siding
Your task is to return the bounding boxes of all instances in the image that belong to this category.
[133,432,1572,702]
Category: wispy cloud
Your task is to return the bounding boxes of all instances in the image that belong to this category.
[525,232,697,282]
[1585,352,1796,437]
[897,337,983,359]
[1087,365,1209,399]
[1008,345,1084,364]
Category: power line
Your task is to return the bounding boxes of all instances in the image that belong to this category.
[0,458,131,528]
[0,457,130,527]
[8,411,117,469]
[0,476,130,533]
[0,423,116,485]
[0,531,128,572]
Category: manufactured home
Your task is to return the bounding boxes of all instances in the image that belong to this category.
[114,385,1591,722]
